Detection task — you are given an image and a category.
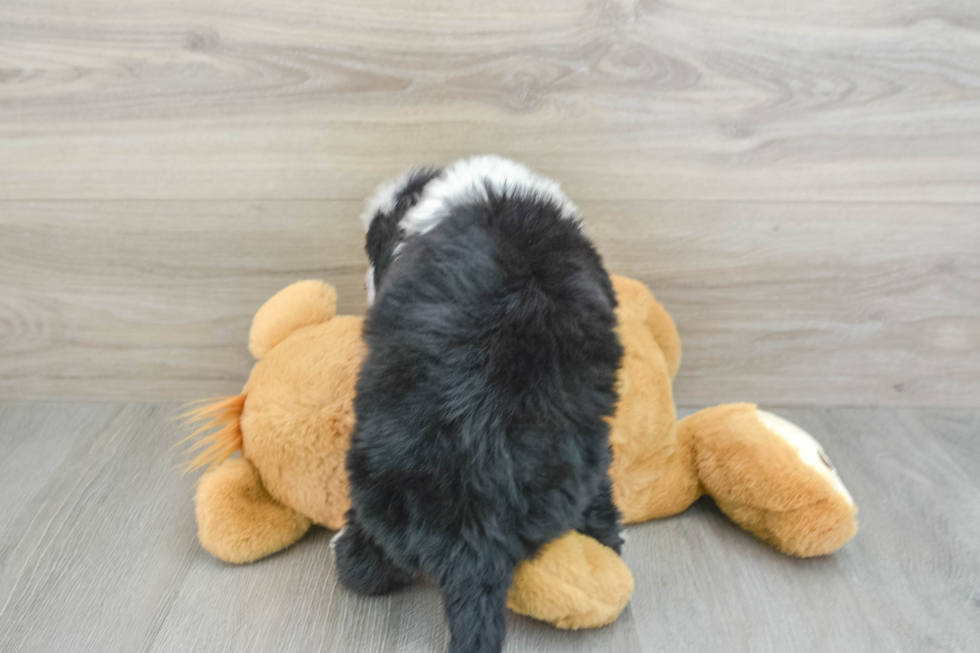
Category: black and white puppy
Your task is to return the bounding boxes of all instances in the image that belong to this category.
[334,156,624,653]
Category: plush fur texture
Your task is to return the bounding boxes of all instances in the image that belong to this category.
[196,457,311,563]
[506,530,633,630]
[244,312,365,529]
[680,404,859,557]
[185,279,633,628]
[187,280,363,532]
[363,166,442,303]
[343,157,623,653]
[248,279,337,358]
[605,276,858,556]
[396,156,581,239]
[184,274,858,633]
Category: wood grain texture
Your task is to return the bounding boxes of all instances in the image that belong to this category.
[1,201,976,405]
[1,0,979,405]
[0,0,979,201]
[631,406,980,652]
[0,201,369,402]
[0,402,198,653]
[1,402,977,652]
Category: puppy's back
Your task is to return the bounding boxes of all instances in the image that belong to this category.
[346,156,622,653]
[355,183,620,541]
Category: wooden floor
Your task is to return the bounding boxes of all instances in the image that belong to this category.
[0,402,977,652]
[1,0,978,407]
[3,1,979,651]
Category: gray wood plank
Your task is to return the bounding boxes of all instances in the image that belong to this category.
[900,408,980,492]
[2,403,978,652]
[624,407,980,652]
[0,402,199,653]
[2,201,976,406]
[0,1,978,202]
[0,402,120,526]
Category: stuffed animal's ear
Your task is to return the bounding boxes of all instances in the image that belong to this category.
[249,280,337,359]
[610,275,681,379]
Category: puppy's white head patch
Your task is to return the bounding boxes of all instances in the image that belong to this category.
[400,155,581,238]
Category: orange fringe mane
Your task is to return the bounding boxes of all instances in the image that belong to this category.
[177,394,246,475]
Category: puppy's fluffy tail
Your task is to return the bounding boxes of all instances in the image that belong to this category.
[177,394,246,474]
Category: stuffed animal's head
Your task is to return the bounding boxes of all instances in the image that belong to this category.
[232,277,683,531]
[242,280,364,529]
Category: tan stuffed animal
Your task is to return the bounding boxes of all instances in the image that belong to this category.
[184,276,857,630]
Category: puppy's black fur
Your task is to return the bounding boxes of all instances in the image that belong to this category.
[365,167,441,288]
[337,167,623,653]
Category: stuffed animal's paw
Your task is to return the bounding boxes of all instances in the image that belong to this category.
[196,458,312,563]
[507,531,633,630]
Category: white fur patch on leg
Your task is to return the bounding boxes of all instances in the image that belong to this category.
[399,155,581,238]
[329,525,348,556]
[365,266,376,307]
[756,410,855,506]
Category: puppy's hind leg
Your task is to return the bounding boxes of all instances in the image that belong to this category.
[578,477,624,554]
[333,513,418,596]
[436,553,514,653]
